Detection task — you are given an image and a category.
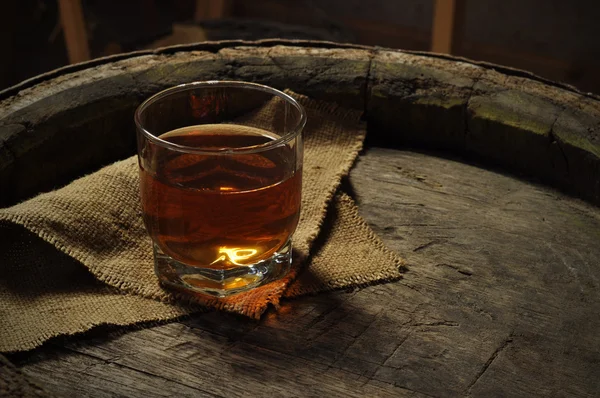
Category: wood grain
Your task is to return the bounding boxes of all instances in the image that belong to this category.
[10,149,600,397]
[1,42,599,396]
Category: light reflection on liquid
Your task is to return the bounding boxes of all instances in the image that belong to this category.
[210,247,259,266]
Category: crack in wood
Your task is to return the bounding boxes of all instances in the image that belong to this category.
[363,49,376,119]
[329,307,388,367]
[61,346,223,397]
[546,243,585,295]
[265,47,291,73]
[574,251,600,291]
[381,331,413,368]
[300,302,344,333]
[463,70,486,151]
[548,113,570,175]
[467,304,495,321]
[435,263,473,276]
[412,320,459,327]
[465,335,514,395]
[413,240,446,252]
[303,63,341,87]
[400,282,429,297]
[238,338,393,385]
[370,176,488,203]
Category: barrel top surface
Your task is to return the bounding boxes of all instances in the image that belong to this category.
[2,41,600,397]
[12,148,600,397]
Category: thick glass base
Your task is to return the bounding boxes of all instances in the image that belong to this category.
[153,241,292,297]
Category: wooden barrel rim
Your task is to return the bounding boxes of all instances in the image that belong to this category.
[2,41,600,397]
[1,40,598,208]
[2,39,598,102]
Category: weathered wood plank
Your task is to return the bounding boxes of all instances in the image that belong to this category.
[367,48,600,206]
[350,149,600,396]
[0,46,371,206]
[1,43,599,207]
[12,148,600,397]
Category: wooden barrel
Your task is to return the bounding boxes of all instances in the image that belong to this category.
[2,40,599,397]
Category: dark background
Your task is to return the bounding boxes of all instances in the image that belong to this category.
[2,0,599,93]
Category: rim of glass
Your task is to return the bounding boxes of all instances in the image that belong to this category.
[134,81,307,155]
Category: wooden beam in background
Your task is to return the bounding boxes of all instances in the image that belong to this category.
[58,0,90,64]
[431,0,465,54]
[194,0,230,21]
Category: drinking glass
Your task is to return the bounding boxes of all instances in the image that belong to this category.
[135,81,305,297]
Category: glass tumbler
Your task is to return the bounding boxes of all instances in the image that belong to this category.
[135,81,305,297]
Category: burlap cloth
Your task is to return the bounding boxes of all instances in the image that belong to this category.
[0,93,405,354]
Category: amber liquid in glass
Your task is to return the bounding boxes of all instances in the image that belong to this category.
[140,124,301,270]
